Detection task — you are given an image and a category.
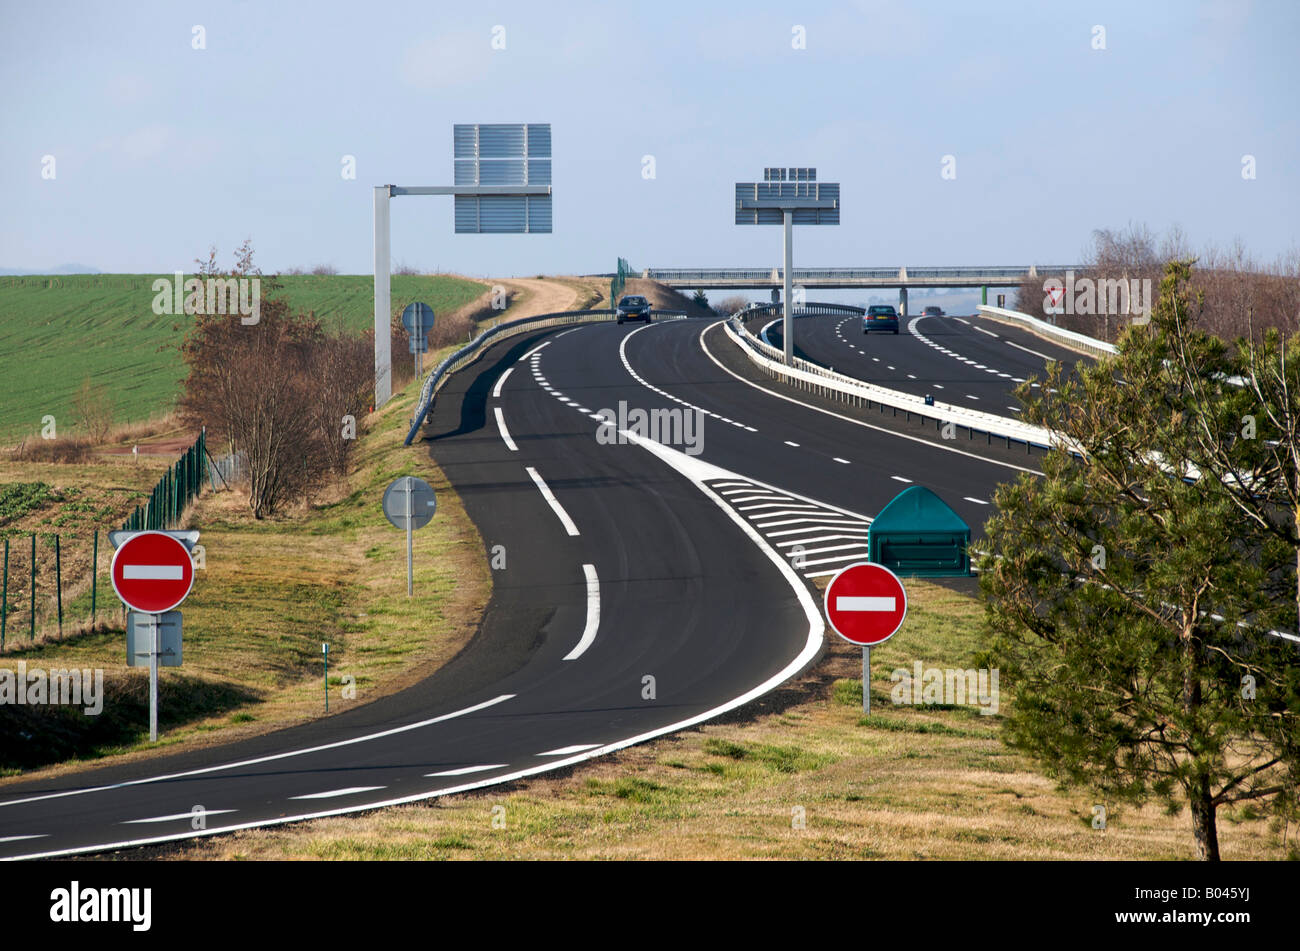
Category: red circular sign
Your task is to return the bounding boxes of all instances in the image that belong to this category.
[824,562,907,646]
[110,531,195,614]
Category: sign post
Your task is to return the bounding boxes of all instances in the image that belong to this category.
[824,562,908,715]
[111,531,197,741]
[383,477,437,596]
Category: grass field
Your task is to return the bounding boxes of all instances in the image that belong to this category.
[0,273,487,445]
[134,579,1291,861]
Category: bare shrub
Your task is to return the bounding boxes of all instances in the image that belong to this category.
[310,264,339,276]
[71,377,114,444]
[715,294,751,316]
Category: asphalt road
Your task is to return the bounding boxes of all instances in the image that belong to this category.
[0,312,1060,859]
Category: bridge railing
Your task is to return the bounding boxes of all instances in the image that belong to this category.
[746,301,865,316]
[647,266,1082,283]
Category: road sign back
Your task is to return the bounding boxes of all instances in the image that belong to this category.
[383,476,436,531]
[110,531,195,615]
[824,562,907,646]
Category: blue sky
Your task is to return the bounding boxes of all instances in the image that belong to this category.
[2,0,1296,282]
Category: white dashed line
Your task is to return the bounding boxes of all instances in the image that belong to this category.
[526,466,580,536]
[890,476,913,483]
[492,367,514,399]
[563,564,601,661]
[291,786,386,800]
[833,457,850,464]
[975,326,999,338]
[494,407,518,451]
[963,497,990,505]
[425,764,508,777]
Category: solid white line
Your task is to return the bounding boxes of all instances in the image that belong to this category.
[124,810,237,825]
[123,565,183,580]
[494,407,518,452]
[563,564,601,661]
[833,457,850,464]
[698,323,1043,477]
[974,326,999,338]
[525,466,580,536]
[554,327,583,339]
[538,744,602,756]
[520,341,551,360]
[955,317,971,325]
[784,440,801,447]
[492,367,514,399]
[1006,340,1054,361]
[425,764,508,777]
[964,497,990,505]
[290,786,386,801]
[0,694,516,812]
[0,835,46,843]
[838,596,895,612]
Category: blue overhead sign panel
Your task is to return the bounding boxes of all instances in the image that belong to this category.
[453,123,552,233]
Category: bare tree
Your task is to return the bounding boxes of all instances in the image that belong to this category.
[71,376,114,444]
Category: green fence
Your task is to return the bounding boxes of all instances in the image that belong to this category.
[120,429,209,532]
[611,256,633,308]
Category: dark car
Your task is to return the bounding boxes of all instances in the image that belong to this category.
[922,305,944,318]
[616,295,652,325]
[863,304,899,334]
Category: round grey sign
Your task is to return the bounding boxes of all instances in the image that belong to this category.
[383,476,436,530]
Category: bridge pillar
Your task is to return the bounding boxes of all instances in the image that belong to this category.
[898,286,908,318]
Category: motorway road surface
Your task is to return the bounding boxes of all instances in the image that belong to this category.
[0,313,1065,859]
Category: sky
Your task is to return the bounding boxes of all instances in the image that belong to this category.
[2,0,1297,285]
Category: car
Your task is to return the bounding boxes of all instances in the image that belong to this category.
[922,305,944,318]
[863,304,899,334]
[616,295,652,325]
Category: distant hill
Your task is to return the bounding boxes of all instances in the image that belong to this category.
[0,273,486,445]
[0,264,102,276]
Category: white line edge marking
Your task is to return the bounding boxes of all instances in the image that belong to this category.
[0,693,516,813]
[537,744,602,756]
[425,764,508,777]
[698,323,1043,477]
[554,327,583,339]
[492,366,514,399]
[563,564,600,660]
[1006,339,1055,361]
[520,341,551,360]
[974,326,999,338]
[123,809,237,824]
[494,407,518,452]
[0,835,47,843]
[290,786,386,800]
[525,466,580,536]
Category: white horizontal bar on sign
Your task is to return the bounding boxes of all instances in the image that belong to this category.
[122,565,184,580]
[837,596,895,612]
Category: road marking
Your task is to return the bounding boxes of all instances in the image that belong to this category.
[520,341,551,360]
[975,326,999,338]
[492,367,514,399]
[124,809,237,824]
[554,327,583,339]
[833,457,850,464]
[494,407,518,452]
[966,394,980,400]
[425,764,508,777]
[122,565,183,580]
[563,564,601,661]
[890,475,913,483]
[1006,340,1054,360]
[837,596,896,612]
[526,466,580,536]
[619,322,754,431]
[907,373,916,379]
[784,440,800,447]
[963,497,990,505]
[290,786,386,801]
[934,384,944,389]
[0,694,516,815]
[0,835,47,843]
[955,317,971,325]
[538,744,602,756]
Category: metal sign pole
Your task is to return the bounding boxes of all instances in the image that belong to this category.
[783,209,794,364]
[405,479,414,597]
[150,613,159,742]
[322,642,329,712]
[863,646,871,716]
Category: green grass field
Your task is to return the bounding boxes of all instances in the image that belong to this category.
[0,273,487,444]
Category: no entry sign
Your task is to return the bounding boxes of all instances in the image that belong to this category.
[824,562,907,646]
[110,531,195,614]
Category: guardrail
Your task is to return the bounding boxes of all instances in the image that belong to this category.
[977,304,1119,359]
[723,316,1077,455]
[746,302,866,317]
[404,309,615,445]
